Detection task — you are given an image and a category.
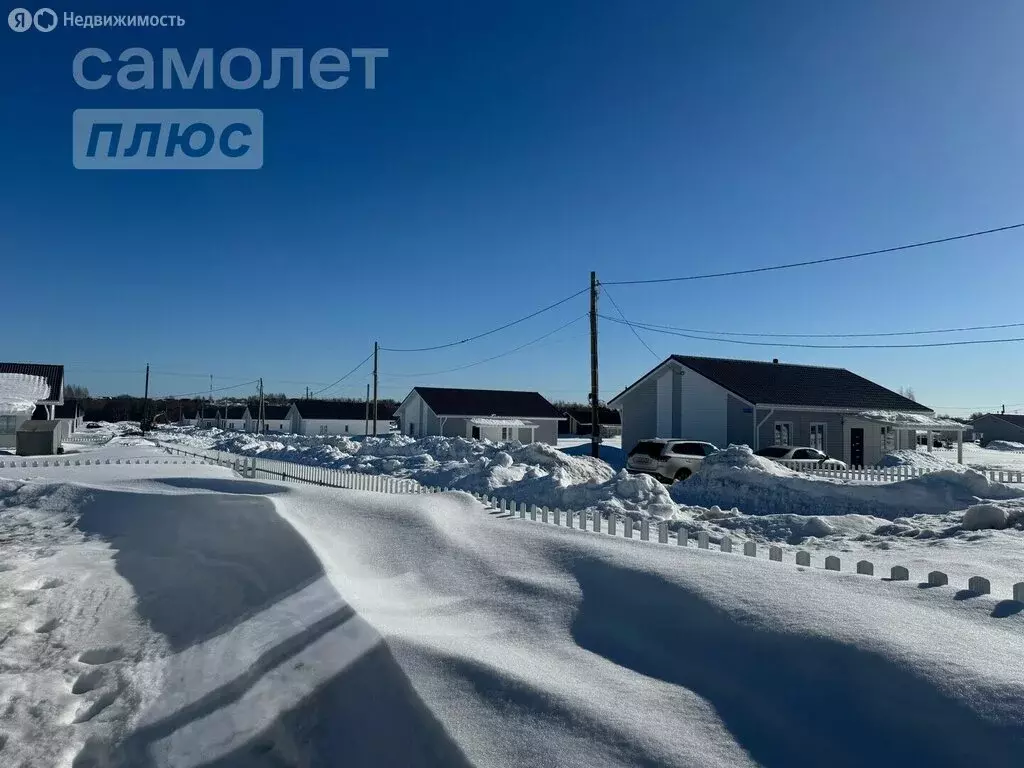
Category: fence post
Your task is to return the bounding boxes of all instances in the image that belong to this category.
[825,555,841,571]
[553,508,561,526]
[856,560,874,575]
[890,566,909,581]
[658,522,668,544]
[967,576,991,595]
[593,511,601,532]
[608,514,617,536]
[677,529,688,547]
[697,531,709,549]
[529,504,537,521]
[927,570,948,586]
[769,545,782,562]
[624,517,634,538]
[640,520,650,540]
[541,506,549,523]
[565,509,574,528]
[796,551,811,567]
[720,536,732,553]
[579,511,587,530]
[1014,582,1024,603]
[744,541,756,557]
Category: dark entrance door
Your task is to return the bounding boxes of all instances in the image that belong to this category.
[471,426,481,439]
[850,428,864,468]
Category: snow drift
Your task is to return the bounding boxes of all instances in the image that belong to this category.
[671,445,1024,520]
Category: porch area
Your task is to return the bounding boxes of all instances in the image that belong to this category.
[468,417,538,443]
[845,411,966,467]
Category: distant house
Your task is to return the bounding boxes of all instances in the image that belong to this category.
[0,362,64,451]
[222,405,248,431]
[562,406,622,437]
[971,414,1024,447]
[54,399,85,439]
[198,406,221,429]
[287,400,396,436]
[395,387,563,445]
[609,355,964,467]
[245,404,292,433]
[180,410,200,427]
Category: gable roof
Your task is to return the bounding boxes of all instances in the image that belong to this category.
[411,387,562,419]
[200,406,220,419]
[250,404,291,420]
[291,399,396,420]
[611,355,930,412]
[55,399,83,418]
[0,362,64,403]
[977,413,1024,429]
[223,405,247,419]
[564,406,621,426]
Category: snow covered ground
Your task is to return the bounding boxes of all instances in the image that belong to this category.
[0,443,1022,767]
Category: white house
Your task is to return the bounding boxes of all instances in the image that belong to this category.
[0,363,64,451]
[221,405,247,431]
[198,406,221,429]
[287,400,396,436]
[609,355,964,467]
[54,399,85,440]
[394,387,563,445]
[245,404,292,433]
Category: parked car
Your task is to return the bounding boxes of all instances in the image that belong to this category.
[85,422,100,429]
[626,439,718,483]
[754,446,847,469]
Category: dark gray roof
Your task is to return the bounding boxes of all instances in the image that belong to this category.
[200,406,220,419]
[413,387,562,418]
[55,399,83,418]
[612,355,930,412]
[671,356,930,411]
[222,406,247,418]
[980,413,1024,428]
[292,400,396,420]
[0,362,64,403]
[251,404,291,420]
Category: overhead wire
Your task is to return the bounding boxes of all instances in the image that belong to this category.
[600,314,1024,349]
[599,282,660,359]
[380,287,589,352]
[601,222,1024,286]
[311,351,375,397]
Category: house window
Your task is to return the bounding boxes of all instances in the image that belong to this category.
[809,423,826,452]
[319,425,328,435]
[500,427,511,441]
[774,422,793,446]
[344,424,349,433]
[0,415,16,433]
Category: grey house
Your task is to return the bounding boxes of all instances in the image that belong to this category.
[395,387,563,445]
[609,355,961,467]
[972,413,1024,447]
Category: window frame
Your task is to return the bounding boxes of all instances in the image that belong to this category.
[774,421,794,447]
[809,422,827,452]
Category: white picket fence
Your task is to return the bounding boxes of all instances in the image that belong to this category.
[164,446,425,494]
[64,432,113,445]
[0,457,209,468]
[777,461,1024,484]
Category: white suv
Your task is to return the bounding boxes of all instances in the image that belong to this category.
[626,439,718,483]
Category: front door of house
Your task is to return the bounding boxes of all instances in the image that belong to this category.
[471,426,481,439]
[850,428,864,468]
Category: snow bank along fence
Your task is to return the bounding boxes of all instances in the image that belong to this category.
[164,445,425,494]
[777,461,1024,484]
[0,457,209,468]
[471,490,1024,607]
[63,432,113,445]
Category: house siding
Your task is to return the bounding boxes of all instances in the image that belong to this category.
[757,409,846,459]
[726,395,754,447]
[678,367,728,447]
[618,378,658,453]
[973,415,1024,447]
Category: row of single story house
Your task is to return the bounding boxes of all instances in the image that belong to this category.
[186,401,400,437]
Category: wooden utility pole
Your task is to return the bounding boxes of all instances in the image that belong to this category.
[142,363,151,432]
[258,378,265,434]
[589,271,600,458]
[372,342,379,435]
[364,383,370,436]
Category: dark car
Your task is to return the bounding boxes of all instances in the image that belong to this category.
[85,422,100,429]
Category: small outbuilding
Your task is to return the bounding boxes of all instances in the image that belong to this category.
[17,420,62,456]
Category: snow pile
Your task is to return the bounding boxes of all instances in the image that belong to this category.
[672,444,1024,520]
[877,450,963,471]
[0,373,49,414]
[159,428,677,519]
[961,503,1010,531]
[986,440,1024,452]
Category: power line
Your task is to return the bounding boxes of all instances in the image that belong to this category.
[312,351,375,397]
[382,315,588,378]
[380,287,589,352]
[154,379,260,399]
[600,314,1024,349]
[599,282,659,358]
[601,222,1024,286]
[600,318,1024,340]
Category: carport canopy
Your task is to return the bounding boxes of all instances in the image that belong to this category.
[850,410,966,463]
[468,417,538,441]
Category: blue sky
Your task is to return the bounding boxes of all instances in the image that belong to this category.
[2,0,1023,414]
